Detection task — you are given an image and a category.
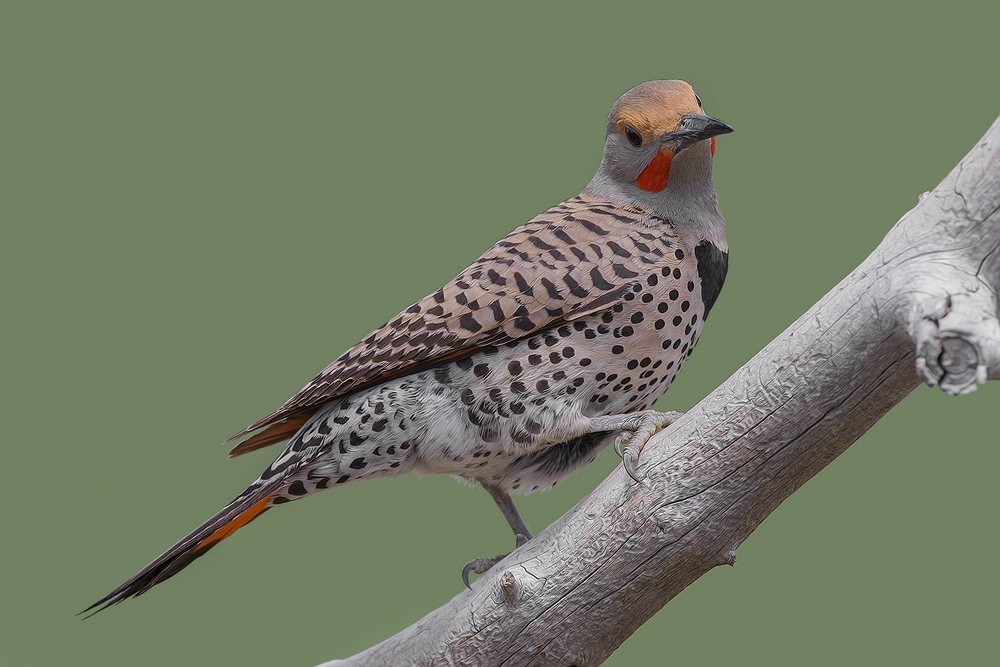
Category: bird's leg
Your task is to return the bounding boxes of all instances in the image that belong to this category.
[589,410,684,482]
[483,482,533,546]
[462,483,532,588]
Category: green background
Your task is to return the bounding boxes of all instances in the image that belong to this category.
[2,2,998,665]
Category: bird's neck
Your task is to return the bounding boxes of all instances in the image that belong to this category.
[584,142,727,252]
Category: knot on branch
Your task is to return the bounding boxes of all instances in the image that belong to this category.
[916,336,985,393]
[497,570,522,605]
[909,292,998,394]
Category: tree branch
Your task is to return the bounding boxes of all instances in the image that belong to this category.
[320,114,1000,667]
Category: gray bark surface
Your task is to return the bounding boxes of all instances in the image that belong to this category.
[320,115,1000,667]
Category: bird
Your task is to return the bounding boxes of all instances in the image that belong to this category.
[84,79,732,615]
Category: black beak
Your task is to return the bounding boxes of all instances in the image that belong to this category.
[662,114,733,152]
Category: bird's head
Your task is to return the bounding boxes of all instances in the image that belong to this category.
[597,80,732,194]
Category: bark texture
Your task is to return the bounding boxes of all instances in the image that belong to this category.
[320,115,1000,667]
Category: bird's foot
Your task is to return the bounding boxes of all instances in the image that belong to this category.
[595,410,683,482]
[462,532,530,589]
[462,554,507,588]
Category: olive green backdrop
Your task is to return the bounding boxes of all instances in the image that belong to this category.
[2,2,998,665]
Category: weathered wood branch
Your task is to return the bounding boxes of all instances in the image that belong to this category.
[320,114,1000,667]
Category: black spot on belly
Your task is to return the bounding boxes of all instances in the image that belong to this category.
[460,388,476,406]
[512,429,533,444]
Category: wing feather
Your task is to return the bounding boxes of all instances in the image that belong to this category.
[227,194,678,446]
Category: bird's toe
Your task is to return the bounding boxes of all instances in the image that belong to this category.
[462,554,509,589]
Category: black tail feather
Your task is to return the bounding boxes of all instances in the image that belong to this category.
[81,483,277,618]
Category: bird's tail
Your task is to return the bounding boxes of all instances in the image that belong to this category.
[81,478,283,617]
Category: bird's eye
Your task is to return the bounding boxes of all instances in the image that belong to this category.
[624,126,642,147]
[695,94,703,108]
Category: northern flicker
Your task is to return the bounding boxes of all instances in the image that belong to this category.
[84,79,732,614]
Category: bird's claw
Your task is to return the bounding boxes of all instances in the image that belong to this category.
[615,431,645,482]
[462,530,532,588]
[622,445,642,483]
[462,554,508,589]
[612,411,685,483]
[613,431,635,458]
